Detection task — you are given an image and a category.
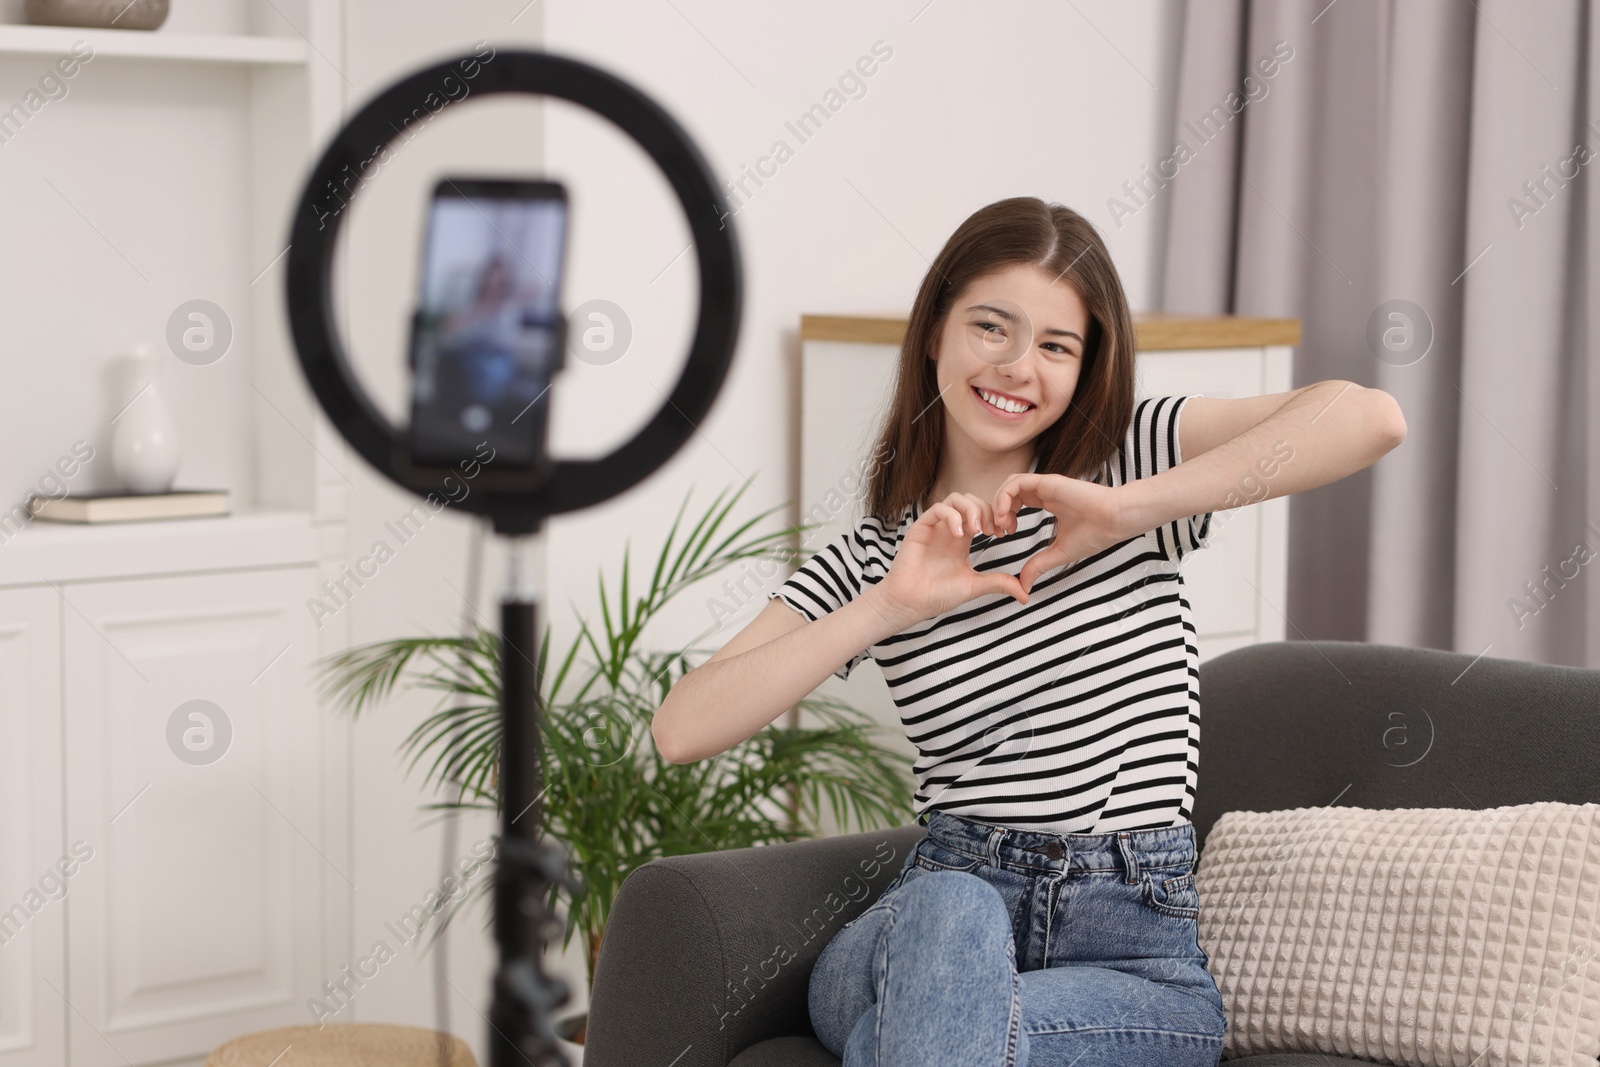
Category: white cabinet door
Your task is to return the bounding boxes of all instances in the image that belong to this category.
[0,587,65,1067]
[62,567,327,1067]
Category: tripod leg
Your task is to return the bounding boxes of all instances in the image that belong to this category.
[489,590,573,1067]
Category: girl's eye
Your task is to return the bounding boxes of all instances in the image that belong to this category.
[973,321,1077,357]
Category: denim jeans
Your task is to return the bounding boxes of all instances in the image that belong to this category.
[808,810,1227,1067]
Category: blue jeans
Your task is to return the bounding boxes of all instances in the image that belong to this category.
[808,811,1227,1067]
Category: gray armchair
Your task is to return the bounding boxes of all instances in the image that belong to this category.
[584,640,1600,1066]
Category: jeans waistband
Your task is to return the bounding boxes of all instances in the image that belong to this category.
[919,809,1196,880]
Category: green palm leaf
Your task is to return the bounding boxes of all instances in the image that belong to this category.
[312,478,911,992]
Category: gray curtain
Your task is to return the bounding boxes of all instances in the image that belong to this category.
[1162,0,1600,669]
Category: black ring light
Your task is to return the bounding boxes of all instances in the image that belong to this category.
[285,48,742,536]
[283,48,743,1067]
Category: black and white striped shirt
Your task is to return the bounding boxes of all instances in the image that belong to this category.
[769,395,1213,834]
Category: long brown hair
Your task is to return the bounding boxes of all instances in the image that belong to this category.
[864,197,1137,525]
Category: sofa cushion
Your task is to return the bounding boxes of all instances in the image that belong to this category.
[1197,801,1600,1067]
[727,1036,840,1067]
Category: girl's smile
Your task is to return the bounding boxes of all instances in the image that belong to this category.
[972,384,1036,419]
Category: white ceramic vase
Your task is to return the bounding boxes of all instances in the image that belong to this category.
[111,343,181,493]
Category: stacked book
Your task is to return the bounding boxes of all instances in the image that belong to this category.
[27,489,229,524]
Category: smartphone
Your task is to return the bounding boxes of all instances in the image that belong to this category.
[408,177,568,470]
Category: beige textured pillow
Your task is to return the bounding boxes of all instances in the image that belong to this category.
[1196,802,1600,1067]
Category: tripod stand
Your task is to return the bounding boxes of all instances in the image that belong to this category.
[284,47,741,1067]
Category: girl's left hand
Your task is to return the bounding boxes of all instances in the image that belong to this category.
[992,473,1129,593]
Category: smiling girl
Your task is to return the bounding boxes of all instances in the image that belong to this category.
[651,197,1405,1066]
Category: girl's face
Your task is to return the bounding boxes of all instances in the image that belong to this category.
[927,262,1089,459]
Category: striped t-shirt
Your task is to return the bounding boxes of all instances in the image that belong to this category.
[769,394,1214,835]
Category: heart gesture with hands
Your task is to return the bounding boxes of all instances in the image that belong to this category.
[992,472,1126,593]
[865,476,1128,630]
[866,492,1030,629]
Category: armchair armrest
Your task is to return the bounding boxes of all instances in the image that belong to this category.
[584,822,925,1067]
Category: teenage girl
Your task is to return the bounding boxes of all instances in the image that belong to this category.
[651,197,1405,1067]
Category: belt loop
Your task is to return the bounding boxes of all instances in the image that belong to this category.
[1117,832,1140,885]
[987,826,1005,866]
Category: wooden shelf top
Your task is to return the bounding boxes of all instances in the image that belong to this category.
[0,24,310,64]
[801,311,1301,351]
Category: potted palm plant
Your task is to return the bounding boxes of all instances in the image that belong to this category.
[313,479,915,1043]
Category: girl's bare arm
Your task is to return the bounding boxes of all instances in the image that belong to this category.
[650,589,912,764]
[1119,382,1406,535]
[653,496,1015,764]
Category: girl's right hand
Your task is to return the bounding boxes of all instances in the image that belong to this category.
[866,492,1030,628]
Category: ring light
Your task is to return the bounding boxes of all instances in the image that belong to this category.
[285,48,742,535]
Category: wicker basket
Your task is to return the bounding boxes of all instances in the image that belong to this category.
[205,1023,477,1067]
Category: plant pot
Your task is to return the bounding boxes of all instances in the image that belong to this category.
[26,0,170,29]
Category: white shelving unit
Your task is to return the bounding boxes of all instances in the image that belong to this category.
[0,24,309,64]
[0,511,317,583]
[0,3,351,1065]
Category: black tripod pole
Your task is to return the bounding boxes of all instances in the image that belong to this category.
[489,531,573,1067]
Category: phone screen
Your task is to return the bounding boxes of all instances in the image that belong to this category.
[408,178,568,469]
